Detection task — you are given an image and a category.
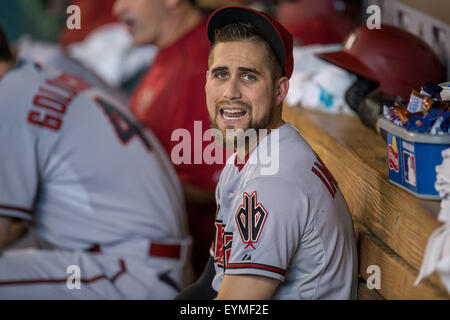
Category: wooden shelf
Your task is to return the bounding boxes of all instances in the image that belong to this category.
[282,105,449,299]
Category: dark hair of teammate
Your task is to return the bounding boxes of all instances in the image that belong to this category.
[0,25,13,62]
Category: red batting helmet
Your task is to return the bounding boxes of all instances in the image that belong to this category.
[276,0,360,27]
[317,24,446,100]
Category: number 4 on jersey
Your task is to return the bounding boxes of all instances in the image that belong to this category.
[94,97,152,152]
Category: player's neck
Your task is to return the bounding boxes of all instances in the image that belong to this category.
[235,118,285,160]
[0,60,14,80]
[156,4,202,49]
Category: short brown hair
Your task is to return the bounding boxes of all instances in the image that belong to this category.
[208,23,283,81]
[0,25,12,62]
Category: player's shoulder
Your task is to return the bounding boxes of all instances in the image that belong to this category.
[0,61,43,116]
[277,122,317,162]
[0,60,40,89]
[244,122,339,198]
[244,175,303,197]
[254,122,318,180]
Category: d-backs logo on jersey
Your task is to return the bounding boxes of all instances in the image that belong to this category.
[235,191,268,250]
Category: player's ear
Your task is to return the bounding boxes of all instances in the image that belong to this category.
[274,76,289,106]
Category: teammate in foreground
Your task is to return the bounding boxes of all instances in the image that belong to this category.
[0,26,191,299]
[113,0,227,279]
[177,6,358,300]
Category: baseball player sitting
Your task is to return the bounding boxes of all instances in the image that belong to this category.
[0,26,191,299]
[177,6,358,300]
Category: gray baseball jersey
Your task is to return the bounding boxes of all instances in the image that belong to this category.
[210,123,358,299]
[0,61,190,299]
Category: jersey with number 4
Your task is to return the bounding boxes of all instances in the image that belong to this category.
[211,123,358,299]
[0,61,188,250]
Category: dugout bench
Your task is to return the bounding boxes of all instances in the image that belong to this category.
[282,104,450,300]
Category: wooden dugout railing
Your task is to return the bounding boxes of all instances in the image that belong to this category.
[282,104,449,299]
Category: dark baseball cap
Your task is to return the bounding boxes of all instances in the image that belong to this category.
[207,6,294,79]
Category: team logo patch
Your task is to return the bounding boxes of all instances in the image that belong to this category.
[235,191,268,250]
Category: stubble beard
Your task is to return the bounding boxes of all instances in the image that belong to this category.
[209,98,278,150]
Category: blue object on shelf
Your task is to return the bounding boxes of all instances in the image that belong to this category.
[378,118,450,200]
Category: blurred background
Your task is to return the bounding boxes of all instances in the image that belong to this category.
[1,0,450,295]
[0,0,448,98]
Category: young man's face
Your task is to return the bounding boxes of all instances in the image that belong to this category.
[206,41,284,144]
[113,0,168,45]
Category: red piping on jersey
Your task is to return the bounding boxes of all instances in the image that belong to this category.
[149,243,181,259]
[312,167,335,198]
[226,262,286,276]
[0,259,126,286]
[0,205,33,215]
[88,242,182,259]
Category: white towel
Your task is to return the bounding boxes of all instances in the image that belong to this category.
[435,148,450,223]
[67,23,156,86]
[414,223,450,292]
[285,45,356,115]
[415,148,450,292]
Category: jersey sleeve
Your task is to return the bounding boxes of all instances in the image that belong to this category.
[0,125,39,221]
[224,177,306,281]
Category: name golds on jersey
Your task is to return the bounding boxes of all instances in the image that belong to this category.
[27,72,91,131]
